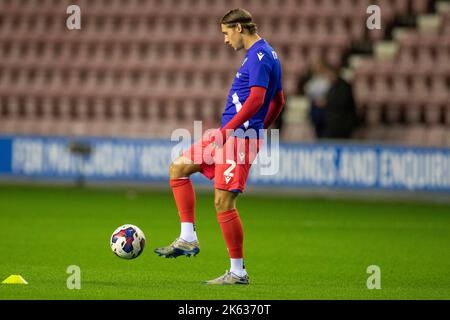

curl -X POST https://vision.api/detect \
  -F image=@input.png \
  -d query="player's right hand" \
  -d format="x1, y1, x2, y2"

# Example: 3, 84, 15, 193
206, 128, 224, 149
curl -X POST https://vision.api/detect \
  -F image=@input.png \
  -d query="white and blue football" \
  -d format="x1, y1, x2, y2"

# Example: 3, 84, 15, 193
110, 224, 146, 259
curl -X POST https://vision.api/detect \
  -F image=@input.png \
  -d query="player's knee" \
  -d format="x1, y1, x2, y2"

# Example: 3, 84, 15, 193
214, 197, 225, 212
214, 195, 235, 212
169, 163, 188, 179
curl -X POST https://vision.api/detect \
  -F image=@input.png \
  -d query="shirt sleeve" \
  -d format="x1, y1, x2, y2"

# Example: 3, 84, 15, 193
248, 52, 273, 89
219, 86, 267, 143
263, 90, 285, 129
277, 69, 283, 91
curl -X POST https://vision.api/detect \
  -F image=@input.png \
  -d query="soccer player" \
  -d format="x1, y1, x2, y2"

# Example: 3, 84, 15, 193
155, 8, 285, 285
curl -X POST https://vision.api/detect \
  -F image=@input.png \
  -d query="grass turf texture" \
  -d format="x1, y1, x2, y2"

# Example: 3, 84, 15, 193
0, 184, 449, 300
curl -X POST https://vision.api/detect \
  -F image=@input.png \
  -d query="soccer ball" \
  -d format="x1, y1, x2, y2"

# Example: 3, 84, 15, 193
110, 224, 146, 259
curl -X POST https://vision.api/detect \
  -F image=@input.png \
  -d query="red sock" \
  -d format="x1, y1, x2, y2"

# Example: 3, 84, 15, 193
217, 208, 244, 259
170, 178, 195, 223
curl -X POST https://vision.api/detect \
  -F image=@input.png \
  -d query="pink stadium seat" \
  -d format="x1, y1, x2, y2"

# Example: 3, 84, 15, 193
425, 125, 446, 147
412, 0, 430, 14
365, 102, 383, 125
403, 125, 427, 146
362, 125, 388, 143
424, 103, 442, 125
429, 76, 449, 105
404, 102, 422, 124
393, 0, 409, 14
386, 125, 410, 144
386, 103, 404, 124
391, 76, 409, 105
411, 77, 430, 104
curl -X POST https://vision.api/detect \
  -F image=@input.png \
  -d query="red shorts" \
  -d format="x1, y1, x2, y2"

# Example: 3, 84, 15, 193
183, 135, 262, 193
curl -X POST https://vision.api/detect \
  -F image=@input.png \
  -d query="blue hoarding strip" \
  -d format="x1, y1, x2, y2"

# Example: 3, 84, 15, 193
0, 135, 449, 192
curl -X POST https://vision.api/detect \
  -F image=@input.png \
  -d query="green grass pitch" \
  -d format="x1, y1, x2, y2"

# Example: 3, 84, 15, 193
0, 184, 449, 300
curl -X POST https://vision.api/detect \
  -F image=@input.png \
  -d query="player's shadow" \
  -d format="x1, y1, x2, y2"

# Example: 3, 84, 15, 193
81, 280, 138, 287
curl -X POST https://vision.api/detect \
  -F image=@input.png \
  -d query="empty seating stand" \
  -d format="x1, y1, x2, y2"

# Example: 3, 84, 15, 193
0, 0, 448, 146
353, 8, 450, 147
